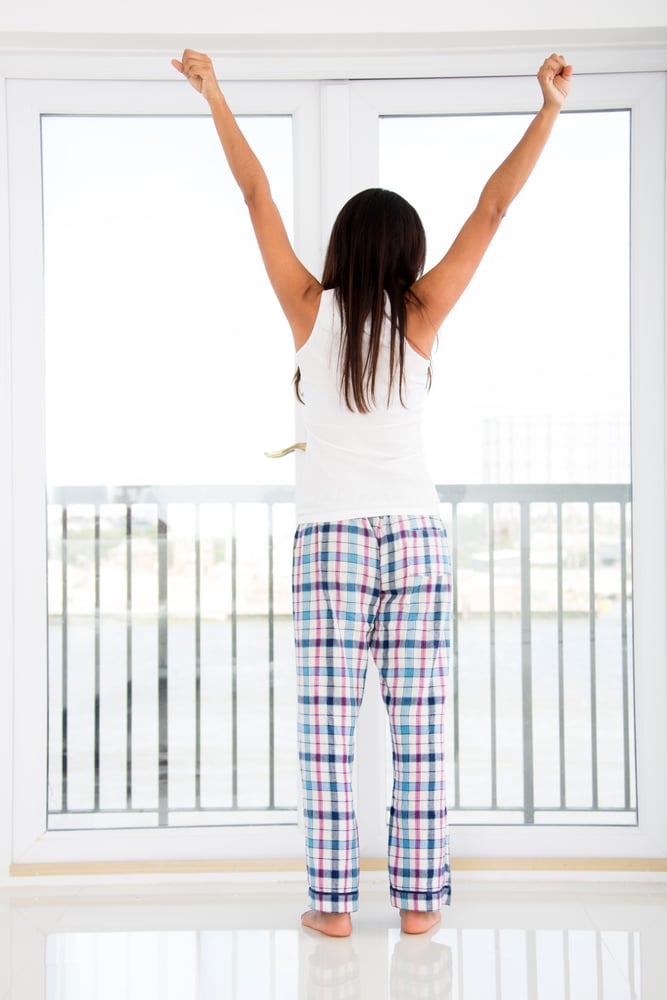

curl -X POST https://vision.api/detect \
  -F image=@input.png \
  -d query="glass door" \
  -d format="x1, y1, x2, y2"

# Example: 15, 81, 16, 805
42, 113, 298, 832
9, 77, 320, 864
347, 73, 666, 859
381, 107, 634, 827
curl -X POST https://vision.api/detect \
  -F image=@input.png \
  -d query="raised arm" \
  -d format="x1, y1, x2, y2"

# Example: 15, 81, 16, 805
172, 50, 321, 347
408, 54, 573, 354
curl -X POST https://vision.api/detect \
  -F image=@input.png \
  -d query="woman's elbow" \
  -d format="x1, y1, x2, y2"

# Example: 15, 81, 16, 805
241, 169, 270, 208
484, 189, 508, 219
477, 196, 507, 230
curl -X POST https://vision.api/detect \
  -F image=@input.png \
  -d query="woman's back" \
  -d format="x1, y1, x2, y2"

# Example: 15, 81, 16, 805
295, 288, 440, 524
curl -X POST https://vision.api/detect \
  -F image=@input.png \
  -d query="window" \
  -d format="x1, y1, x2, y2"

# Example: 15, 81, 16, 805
6, 69, 666, 866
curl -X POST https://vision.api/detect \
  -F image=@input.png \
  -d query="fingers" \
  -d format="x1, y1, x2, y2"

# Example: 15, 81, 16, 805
181, 49, 213, 76
536, 52, 572, 108
172, 49, 221, 99
547, 53, 567, 69
539, 53, 573, 79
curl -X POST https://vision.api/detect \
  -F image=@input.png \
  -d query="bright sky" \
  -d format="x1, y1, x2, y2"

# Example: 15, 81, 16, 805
380, 110, 630, 483
41, 107, 630, 487
42, 114, 296, 487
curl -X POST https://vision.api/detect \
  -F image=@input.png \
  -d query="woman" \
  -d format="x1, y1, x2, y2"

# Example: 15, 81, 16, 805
172, 49, 572, 937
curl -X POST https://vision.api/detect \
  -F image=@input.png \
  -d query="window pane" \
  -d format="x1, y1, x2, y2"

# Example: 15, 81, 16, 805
43, 115, 298, 830
381, 110, 630, 486
381, 111, 636, 825
42, 114, 296, 486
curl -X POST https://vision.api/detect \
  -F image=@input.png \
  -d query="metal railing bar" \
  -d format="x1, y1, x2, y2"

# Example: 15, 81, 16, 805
268, 504, 275, 811
520, 501, 535, 824
620, 500, 631, 810
488, 503, 497, 810
557, 502, 566, 809
527, 806, 635, 814
436, 484, 632, 504
48, 482, 632, 506
49, 484, 297, 505
94, 505, 101, 812
588, 502, 599, 811
50, 807, 161, 815
165, 805, 297, 813
231, 505, 238, 809
450, 804, 634, 813
157, 504, 169, 827
49, 804, 297, 815
125, 504, 133, 810
47, 800, 636, 816
61, 505, 69, 813
450, 502, 460, 810
195, 505, 202, 810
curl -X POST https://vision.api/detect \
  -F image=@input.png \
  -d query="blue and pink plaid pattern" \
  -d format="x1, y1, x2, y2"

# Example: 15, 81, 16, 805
292, 515, 452, 913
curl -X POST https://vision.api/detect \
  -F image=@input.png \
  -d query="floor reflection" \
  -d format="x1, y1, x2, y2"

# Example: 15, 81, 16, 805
389, 933, 452, 1000
2, 880, 664, 1000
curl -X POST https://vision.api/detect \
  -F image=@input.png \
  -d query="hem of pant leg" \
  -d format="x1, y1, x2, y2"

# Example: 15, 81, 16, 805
389, 886, 451, 912
308, 889, 359, 914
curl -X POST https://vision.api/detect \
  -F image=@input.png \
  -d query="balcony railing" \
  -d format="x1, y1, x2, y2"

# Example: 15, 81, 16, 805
46, 483, 635, 830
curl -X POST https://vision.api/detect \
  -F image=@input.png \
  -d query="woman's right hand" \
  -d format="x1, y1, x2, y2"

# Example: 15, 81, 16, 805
171, 49, 222, 103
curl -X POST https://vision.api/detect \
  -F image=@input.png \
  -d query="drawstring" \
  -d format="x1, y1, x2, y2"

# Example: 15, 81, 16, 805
264, 442, 306, 459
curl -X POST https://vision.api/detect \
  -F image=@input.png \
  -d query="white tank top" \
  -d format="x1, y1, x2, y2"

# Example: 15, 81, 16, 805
295, 288, 441, 524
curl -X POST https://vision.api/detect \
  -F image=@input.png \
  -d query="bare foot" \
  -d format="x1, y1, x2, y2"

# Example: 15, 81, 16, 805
301, 910, 353, 937
400, 909, 442, 935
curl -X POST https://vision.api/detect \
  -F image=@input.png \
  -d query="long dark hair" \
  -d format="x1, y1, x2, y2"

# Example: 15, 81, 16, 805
295, 188, 427, 413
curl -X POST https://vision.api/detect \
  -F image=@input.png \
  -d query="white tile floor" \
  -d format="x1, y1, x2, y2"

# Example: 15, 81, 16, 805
1, 875, 666, 999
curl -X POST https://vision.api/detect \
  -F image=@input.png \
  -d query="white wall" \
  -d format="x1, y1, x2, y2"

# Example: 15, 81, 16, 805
0, 0, 665, 40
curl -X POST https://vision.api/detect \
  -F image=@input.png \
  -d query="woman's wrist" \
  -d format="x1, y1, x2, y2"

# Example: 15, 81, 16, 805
205, 84, 225, 109
538, 101, 562, 121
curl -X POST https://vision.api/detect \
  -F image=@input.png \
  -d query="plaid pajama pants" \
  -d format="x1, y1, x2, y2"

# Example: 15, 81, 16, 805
292, 514, 452, 914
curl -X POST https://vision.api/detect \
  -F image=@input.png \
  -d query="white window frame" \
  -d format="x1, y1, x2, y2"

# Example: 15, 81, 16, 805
4, 60, 666, 868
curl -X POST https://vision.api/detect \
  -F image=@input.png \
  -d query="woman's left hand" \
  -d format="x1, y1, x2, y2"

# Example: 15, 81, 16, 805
537, 53, 573, 111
